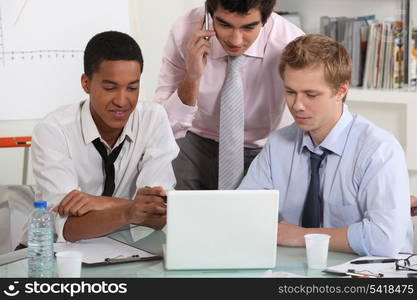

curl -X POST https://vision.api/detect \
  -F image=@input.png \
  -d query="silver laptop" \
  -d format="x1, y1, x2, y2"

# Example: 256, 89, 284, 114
164, 190, 279, 270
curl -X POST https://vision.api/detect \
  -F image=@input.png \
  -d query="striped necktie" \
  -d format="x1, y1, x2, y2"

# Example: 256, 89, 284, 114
218, 55, 245, 189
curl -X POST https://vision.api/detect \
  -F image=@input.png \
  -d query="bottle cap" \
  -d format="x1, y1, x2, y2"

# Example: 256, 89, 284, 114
34, 201, 47, 208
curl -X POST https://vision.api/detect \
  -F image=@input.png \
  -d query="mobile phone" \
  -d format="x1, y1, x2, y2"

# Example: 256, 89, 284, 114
203, 1, 210, 40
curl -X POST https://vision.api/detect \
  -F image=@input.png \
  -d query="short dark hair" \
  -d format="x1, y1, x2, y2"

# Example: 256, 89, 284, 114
207, 0, 276, 24
83, 31, 144, 79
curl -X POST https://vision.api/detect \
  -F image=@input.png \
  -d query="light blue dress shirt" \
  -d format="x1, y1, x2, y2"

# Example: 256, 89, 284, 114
239, 105, 413, 257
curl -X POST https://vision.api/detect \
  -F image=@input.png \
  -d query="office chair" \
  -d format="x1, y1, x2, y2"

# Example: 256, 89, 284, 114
0, 185, 35, 254
0, 137, 32, 184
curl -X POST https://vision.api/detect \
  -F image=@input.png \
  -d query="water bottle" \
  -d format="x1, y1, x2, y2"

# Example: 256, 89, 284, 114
27, 200, 54, 278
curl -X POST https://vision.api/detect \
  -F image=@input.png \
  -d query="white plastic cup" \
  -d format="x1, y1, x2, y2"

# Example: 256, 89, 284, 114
304, 234, 331, 269
56, 251, 82, 277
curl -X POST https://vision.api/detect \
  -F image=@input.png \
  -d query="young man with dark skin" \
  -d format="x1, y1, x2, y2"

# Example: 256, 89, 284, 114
22, 31, 178, 244
240, 34, 413, 257
155, 0, 303, 190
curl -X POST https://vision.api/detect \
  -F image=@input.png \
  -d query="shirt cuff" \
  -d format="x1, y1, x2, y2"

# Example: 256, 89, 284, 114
347, 222, 370, 256
164, 90, 198, 126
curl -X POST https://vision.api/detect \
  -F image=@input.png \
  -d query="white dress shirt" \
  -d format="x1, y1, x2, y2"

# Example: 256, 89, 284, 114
27, 99, 179, 242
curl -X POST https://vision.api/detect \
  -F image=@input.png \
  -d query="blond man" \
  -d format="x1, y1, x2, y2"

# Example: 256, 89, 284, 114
239, 34, 413, 257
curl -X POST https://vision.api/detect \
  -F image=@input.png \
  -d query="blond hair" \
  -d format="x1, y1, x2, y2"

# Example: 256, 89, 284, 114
279, 34, 352, 100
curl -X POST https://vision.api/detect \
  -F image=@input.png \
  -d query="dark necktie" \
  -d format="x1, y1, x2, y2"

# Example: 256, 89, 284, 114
92, 138, 125, 197
302, 151, 327, 228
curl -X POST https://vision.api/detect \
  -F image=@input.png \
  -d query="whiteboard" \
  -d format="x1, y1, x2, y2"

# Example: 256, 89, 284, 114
0, 0, 130, 120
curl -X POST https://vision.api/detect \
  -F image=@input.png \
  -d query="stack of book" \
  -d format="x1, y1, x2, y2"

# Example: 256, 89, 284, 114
320, 16, 373, 88
320, 16, 410, 89
363, 20, 405, 89
320, 0, 417, 92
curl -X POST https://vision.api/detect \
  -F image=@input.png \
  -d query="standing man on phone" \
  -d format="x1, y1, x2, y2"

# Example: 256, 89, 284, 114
155, 0, 303, 190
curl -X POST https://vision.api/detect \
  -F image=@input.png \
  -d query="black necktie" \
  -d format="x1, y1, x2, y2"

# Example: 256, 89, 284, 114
302, 151, 327, 228
92, 138, 125, 197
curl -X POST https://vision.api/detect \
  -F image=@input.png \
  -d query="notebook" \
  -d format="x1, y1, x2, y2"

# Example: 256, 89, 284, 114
164, 190, 279, 270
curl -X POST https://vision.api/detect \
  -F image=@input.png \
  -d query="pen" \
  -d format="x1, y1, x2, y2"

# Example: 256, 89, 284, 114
351, 258, 397, 264
346, 269, 384, 278
142, 186, 167, 203
146, 194, 167, 204
143, 191, 167, 203
105, 255, 141, 263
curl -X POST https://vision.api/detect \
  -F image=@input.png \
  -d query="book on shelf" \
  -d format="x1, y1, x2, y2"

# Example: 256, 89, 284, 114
392, 21, 405, 89
374, 22, 383, 89
321, 14, 414, 91
320, 15, 375, 88
383, 23, 394, 89
362, 21, 375, 89
410, 28, 417, 89
402, 0, 410, 84
409, 0, 417, 89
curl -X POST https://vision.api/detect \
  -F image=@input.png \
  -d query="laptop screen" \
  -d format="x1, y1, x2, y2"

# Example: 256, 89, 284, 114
164, 190, 279, 270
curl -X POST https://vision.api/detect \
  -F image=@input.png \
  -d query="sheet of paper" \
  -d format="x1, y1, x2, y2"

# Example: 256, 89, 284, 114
262, 270, 305, 278
54, 237, 156, 264
129, 227, 166, 256
326, 254, 413, 278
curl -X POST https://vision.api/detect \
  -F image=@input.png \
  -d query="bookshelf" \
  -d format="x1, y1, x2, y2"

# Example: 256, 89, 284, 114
277, 0, 400, 34
348, 87, 416, 104
278, 0, 417, 176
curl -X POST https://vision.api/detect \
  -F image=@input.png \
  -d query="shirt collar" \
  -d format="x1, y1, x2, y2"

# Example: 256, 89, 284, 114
81, 98, 135, 149
211, 24, 266, 59
300, 104, 354, 156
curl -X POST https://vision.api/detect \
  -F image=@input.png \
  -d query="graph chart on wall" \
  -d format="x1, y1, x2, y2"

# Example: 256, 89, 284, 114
0, 0, 129, 120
